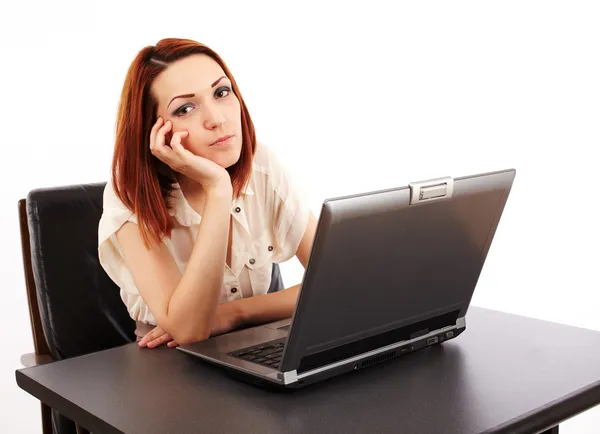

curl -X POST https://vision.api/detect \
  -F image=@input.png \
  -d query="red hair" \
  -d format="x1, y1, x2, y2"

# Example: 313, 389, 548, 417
111, 38, 256, 249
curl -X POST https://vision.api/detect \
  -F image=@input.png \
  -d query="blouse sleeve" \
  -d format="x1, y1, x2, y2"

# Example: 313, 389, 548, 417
265, 146, 311, 264
97, 180, 156, 324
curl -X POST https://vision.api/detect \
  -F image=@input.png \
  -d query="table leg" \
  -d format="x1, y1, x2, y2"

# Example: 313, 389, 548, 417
41, 403, 52, 434
75, 423, 90, 434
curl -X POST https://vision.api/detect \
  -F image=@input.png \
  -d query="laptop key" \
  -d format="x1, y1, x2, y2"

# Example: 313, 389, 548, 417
228, 339, 287, 364
260, 348, 282, 357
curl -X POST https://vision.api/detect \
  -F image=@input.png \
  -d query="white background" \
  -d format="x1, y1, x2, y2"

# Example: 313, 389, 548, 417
1, 1, 599, 432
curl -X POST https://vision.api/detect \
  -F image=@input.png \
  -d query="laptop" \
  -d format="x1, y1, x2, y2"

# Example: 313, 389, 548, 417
177, 168, 516, 388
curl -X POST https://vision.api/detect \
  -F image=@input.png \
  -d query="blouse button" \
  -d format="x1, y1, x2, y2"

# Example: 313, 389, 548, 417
234, 207, 241, 213
249, 258, 256, 265
231, 287, 238, 293
268, 246, 274, 251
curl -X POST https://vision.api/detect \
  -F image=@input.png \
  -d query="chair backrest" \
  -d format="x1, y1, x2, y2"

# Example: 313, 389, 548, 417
22, 182, 136, 360
19, 199, 51, 360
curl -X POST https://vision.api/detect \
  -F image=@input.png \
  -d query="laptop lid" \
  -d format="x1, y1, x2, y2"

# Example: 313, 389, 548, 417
279, 168, 516, 373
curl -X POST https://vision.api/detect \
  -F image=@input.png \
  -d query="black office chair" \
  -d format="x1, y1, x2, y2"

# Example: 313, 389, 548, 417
18, 182, 285, 434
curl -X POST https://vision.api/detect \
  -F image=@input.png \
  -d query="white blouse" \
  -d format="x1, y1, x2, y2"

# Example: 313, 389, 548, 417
98, 142, 310, 325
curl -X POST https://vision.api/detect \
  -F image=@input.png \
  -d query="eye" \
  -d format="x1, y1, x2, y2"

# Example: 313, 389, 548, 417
174, 104, 194, 117
215, 86, 231, 98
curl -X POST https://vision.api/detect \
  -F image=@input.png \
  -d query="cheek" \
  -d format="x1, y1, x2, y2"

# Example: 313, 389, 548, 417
228, 98, 242, 123
180, 129, 208, 156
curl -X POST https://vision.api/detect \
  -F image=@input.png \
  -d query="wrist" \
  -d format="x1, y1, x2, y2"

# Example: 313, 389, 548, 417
233, 300, 248, 328
222, 299, 247, 328
205, 183, 232, 202
205, 176, 232, 196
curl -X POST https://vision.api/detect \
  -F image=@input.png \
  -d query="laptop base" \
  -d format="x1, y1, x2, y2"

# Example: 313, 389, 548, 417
211, 325, 466, 390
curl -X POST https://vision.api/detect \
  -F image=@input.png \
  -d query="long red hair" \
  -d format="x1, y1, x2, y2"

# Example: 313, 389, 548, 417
111, 38, 256, 249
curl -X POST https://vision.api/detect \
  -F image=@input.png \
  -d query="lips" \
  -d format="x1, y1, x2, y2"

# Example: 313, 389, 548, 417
211, 135, 234, 146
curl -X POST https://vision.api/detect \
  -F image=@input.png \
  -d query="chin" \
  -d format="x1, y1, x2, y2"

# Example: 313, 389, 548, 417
212, 148, 242, 168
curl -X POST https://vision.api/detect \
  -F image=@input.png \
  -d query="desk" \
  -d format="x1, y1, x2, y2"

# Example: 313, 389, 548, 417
16, 307, 600, 434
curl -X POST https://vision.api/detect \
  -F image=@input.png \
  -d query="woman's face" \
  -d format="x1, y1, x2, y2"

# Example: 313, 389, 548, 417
151, 54, 243, 169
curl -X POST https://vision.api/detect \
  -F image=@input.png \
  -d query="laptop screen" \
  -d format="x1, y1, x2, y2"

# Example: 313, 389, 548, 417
282, 169, 515, 372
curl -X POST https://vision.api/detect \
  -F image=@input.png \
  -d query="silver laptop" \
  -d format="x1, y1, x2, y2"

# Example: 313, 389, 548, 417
178, 168, 516, 388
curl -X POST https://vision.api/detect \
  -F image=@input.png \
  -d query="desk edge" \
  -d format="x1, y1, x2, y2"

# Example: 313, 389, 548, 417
485, 379, 600, 434
16, 369, 126, 434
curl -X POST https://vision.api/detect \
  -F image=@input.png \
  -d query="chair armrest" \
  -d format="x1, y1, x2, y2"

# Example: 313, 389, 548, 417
20, 352, 54, 368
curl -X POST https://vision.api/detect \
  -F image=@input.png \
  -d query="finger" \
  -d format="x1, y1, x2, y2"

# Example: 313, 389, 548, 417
149, 117, 164, 153
167, 341, 179, 348
153, 120, 172, 155
138, 335, 153, 347
138, 326, 163, 347
138, 335, 152, 347
170, 131, 189, 154
154, 130, 180, 167
147, 333, 173, 348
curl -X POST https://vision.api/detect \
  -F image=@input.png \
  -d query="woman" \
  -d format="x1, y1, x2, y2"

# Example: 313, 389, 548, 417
98, 38, 317, 349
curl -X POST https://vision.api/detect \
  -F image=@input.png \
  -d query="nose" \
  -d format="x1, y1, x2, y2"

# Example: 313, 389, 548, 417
203, 102, 226, 130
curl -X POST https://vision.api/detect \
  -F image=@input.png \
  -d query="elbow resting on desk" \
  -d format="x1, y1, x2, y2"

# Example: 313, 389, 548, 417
154, 309, 214, 346
158, 322, 210, 346
156, 296, 246, 345
170, 327, 211, 346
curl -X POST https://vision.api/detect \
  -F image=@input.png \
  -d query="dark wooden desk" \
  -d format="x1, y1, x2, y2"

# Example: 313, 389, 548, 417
16, 307, 600, 434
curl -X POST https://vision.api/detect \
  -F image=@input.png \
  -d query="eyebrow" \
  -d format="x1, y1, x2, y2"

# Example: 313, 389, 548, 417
167, 76, 228, 109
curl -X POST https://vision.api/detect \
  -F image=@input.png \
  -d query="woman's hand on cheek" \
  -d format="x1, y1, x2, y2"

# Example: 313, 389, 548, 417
150, 117, 232, 191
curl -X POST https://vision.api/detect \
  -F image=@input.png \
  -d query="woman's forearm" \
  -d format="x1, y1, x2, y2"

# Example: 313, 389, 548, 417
166, 184, 232, 343
231, 284, 302, 327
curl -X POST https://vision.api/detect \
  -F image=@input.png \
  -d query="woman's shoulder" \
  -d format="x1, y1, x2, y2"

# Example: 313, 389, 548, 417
251, 140, 308, 209
101, 176, 131, 212
252, 140, 291, 180
252, 141, 272, 173
98, 176, 138, 240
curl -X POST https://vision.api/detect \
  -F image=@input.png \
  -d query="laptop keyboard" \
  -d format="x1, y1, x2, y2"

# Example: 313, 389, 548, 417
229, 339, 285, 369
